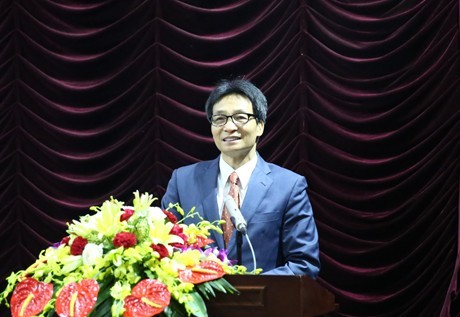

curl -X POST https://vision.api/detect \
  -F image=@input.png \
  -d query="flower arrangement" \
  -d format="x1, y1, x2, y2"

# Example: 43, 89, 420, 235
1, 191, 250, 317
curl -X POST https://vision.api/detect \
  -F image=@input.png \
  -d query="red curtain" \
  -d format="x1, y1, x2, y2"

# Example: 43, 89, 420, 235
0, 1, 459, 316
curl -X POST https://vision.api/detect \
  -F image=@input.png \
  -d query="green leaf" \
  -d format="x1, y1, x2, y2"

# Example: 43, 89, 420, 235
196, 282, 215, 300
214, 278, 238, 294
186, 291, 208, 317
45, 309, 57, 317
163, 299, 188, 317
199, 278, 238, 298
88, 277, 115, 317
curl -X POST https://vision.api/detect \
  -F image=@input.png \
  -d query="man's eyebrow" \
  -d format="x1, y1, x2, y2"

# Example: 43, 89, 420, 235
213, 110, 247, 115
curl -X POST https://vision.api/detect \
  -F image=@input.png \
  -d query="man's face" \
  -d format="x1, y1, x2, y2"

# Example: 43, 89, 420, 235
211, 94, 264, 163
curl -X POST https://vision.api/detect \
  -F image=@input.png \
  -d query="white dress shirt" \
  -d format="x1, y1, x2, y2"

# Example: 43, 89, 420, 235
217, 155, 258, 217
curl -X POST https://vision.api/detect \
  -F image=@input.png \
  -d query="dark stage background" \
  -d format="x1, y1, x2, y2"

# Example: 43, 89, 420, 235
0, 1, 459, 316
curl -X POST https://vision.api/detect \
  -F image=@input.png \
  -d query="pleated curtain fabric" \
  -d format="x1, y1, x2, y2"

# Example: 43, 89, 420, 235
222, 172, 240, 246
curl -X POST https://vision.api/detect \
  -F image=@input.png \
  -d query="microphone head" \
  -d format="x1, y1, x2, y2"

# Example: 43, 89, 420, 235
224, 196, 247, 234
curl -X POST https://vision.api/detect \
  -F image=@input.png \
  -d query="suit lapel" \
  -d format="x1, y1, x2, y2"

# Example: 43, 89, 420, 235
227, 155, 272, 254
241, 156, 272, 224
197, 157, 225, 249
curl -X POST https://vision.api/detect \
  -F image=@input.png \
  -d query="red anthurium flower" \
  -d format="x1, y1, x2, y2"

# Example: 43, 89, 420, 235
162, 210, 177, 224
194, 236, 214, 248
123, 279, 171, 317
113, 232, 137, 248
120, 208, 135, 222
150, 243, 169, 259
55, 279, 99, 317
178, 260, 225, 284
70, 236, 88, 256
10, 278, 53, 317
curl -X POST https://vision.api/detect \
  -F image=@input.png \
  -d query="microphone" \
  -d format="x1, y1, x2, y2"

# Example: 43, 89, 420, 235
224, 195, 247, 234
224, 195, 257, 274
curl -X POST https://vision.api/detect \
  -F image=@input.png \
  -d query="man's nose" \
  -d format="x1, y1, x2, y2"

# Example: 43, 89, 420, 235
223, 118, 238, 130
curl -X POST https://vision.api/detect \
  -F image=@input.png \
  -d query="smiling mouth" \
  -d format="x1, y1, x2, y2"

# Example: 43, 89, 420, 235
223, 136, 241, 142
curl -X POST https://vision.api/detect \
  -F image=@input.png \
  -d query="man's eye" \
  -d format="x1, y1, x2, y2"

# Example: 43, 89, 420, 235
213, 116, 226, 123
234, 114, 248, 122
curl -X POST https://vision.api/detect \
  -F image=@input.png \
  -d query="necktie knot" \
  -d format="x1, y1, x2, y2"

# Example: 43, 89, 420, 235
228, 172, 239, 200
229, 171, 238, 185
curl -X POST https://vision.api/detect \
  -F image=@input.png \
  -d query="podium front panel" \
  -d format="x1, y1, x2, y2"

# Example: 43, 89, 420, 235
206, 275, 336, 317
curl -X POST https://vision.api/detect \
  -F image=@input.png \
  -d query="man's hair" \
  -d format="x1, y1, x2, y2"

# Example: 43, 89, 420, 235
205, 79, 268, 123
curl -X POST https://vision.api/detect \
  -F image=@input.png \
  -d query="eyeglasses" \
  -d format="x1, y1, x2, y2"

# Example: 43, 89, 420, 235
209, 113, 256, 127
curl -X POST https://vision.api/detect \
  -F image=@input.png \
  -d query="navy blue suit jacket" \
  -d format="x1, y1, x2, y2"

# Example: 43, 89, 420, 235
161, 154, 320, 277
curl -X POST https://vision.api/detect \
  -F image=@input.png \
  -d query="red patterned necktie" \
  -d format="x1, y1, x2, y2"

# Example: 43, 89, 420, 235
222, 171, 240, 247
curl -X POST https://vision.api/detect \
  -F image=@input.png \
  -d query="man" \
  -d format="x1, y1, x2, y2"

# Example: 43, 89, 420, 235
161, 79, 320, 277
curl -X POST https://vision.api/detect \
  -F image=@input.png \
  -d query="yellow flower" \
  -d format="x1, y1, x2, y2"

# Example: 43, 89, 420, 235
132, 191, 159, 213
173, 249, 202, 267
69, 197, 127, 239
110, 280, 132, 301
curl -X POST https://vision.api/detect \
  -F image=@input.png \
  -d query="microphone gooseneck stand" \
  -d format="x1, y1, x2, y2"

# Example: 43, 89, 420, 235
225, 196, 257, 273
236, 230, 257, 274
236, 231, 243, 265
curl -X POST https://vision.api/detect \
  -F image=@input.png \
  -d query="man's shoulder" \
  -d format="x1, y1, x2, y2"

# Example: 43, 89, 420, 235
174, 158, 218, 174
261, 159, 303, 178
257, 159, 307, 188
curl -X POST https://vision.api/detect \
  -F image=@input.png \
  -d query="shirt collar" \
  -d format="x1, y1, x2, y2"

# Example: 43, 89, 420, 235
218, 154, 258, 190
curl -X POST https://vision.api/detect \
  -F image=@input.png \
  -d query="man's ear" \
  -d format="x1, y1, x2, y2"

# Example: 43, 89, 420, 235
257, 121, 265, 137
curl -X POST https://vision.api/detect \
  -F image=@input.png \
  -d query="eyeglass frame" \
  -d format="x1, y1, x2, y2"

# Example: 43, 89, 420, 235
208, 112, 258, 127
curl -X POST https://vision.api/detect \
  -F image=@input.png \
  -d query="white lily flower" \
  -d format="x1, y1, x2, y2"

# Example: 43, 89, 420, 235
82, 243, 103, 266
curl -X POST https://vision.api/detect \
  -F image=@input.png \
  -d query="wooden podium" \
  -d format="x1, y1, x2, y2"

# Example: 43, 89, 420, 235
206, 275, 336, 317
